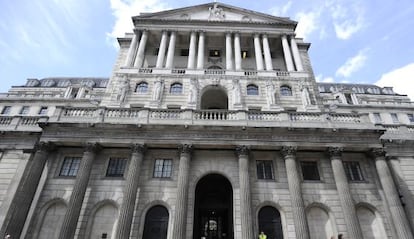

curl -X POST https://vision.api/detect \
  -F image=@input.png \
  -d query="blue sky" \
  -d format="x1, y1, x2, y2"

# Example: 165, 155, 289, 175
1, 0, 414, 100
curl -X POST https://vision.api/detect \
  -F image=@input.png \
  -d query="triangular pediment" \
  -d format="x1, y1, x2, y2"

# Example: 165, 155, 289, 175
135, 2, 296, 25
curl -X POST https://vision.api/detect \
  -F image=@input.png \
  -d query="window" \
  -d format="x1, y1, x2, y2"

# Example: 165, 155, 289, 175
153, 159, 172, 178
247, 84, 259, 95
373, 113, 382, 123
135, 82, 148, 93
280, 85, 292, 96
59, 157, 81, 176
408, 113, 414, 123
344, 93, 354, 104
241, 50, 249, 59
343, 161, 364, 181
180, 49, 189, 56
20, 106, 30, 115
38, 107, 48, 115
106, 158, 127, 177
1, 106, 11, 115
300, 161, 320, 181
209, 49, 221, 57
170, 83, 183, 94
391, 113, 399, 123
256, 160, 274, 180
70, 88, 79, 98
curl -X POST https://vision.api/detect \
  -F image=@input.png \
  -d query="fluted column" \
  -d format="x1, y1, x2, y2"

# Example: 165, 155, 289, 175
328, 147, 363, 239
281, 146, 310, 239
234, 33, 242, 70
133, 30, 148, 68
281, 35, 294, 71
225, 32, 233, 70
372, 148, 414, 239
124, 31, 139, 67
253, 34, 264, 71
236, 146, 254, 239
59, 143, 100, 239
172, 145, 192, 239
290, 37, 303, 71
115, 144, 145, 239
0, 142, 54, 238
165, 31, 176, 69
196, 31, 205, 69
187, 31, 197, 69
262, 34, 273, 71
156, 31, 168, 68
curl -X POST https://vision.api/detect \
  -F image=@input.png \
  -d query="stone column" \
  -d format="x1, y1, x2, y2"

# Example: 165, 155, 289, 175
234, 33, 242, 70
172, 145, 192, 239
225, 32, 233, 70
281, 35, 294, 71
133, 30, 148, 68
187, 31, 197, 69
253, 34, 264, 71
165, 31, 176, 69
196, 31, 205, 69
262, 34, 273, 71
281, 146, 310, 239
0, 142, 54, 238
155, 31, 168, 68
115, 144, 145, 239
328, 147, 363, 239
371, 149, 414, 239
124, 31, 139, 67
290, 37, 303, 71
236, 146, 254, 239
59, 143, 100, 239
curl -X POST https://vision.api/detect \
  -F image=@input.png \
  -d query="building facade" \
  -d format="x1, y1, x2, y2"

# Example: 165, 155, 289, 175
0, 2, 414, 239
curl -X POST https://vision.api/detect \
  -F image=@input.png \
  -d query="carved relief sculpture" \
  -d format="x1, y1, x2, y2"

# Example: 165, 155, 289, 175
232, 79, 241, 105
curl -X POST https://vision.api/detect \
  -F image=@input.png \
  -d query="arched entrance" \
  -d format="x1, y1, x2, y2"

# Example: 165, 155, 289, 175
143, 205, 169, 239
200, 87, 228, 110
193, 174, 233, 239
258, 206, 283, 239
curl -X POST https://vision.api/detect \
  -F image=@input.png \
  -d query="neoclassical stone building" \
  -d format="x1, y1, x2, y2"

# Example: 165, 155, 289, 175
0, 2, 413, 239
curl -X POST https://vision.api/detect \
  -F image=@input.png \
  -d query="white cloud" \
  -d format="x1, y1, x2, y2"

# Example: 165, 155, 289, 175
333, 17, 364, 40
295, 11, 320, 39
326, 1, 365, 40
316, 74, 335, 83
270, 1, 292, 17
376, 63, 414, 101
336, 49, 368, 78
107, 0, 170, 47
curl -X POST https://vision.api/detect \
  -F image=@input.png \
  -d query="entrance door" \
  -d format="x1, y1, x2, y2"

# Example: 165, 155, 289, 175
194, 174, 233, 239
142, 205, 169, 239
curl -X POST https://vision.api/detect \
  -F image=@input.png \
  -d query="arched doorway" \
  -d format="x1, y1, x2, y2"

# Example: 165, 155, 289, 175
193, 174, 233, 239
200, 87, 228, 110
258, 206, 283, 239
143, 205, 169, 239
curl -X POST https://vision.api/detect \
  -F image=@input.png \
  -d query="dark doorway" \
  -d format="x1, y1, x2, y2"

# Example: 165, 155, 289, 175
258, 206, 283, 239
193, 174, 233, 239
200, 87, 228, 110
143, 205, 169, 239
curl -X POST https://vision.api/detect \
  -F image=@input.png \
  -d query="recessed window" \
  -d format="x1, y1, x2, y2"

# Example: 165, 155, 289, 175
1, 106, 11, 115
391, 113, 399, 123
247, 84, 259, 95
180, 49, 189, 56
300, 161, 320, 181
256, 160, 274, 180
70, 88, 79, 98
373, 113, 382, 123
20, 106, 30, 115
38, 106, 48, 115
407, 113, 414, 123
135, 82, 148, 93
241, 50, 249, 59
106, 158, 127, 177
344, 93, 354, 104
343, 161, 364, 181
170, 83, 183, 94
153, 159, 172, 178
60, 157, 81, 177
280, 85, 292, 96
209, 49, 221, 57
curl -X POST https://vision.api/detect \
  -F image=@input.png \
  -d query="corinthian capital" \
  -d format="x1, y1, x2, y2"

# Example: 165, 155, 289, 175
281, 146, 297, 158
84, 142, 101, 153
236, 145, 250, 156
35, 141, 55, 152
328, 147, 343, 157
131, 144, 146, 154
179, 144, 193, 154
370, 148, 386, 158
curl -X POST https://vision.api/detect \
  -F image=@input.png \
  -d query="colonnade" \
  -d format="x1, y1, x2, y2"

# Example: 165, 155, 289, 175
124, 30, 303, 72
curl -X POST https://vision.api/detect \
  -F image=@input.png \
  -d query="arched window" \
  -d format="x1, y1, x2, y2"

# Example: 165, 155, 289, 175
306, 206, 335, 239
356, 206, 387, 239
247, 84, 259, 95
280, 85, 292, 96
170, 83, 183, 94
258, 206, 283, 239
143, 205, 169, 239
135, 82, 148, 93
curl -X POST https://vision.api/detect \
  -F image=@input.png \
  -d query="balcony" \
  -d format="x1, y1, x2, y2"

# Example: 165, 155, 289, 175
0, 116, 48, 132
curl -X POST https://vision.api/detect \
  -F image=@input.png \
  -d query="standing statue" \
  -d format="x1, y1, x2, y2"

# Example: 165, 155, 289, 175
117, 77, 130, 103
152, 79, 164, 101
188, 78, 198, 103
232, 79, 241, 105
265, 81, 276, 106
301, 85, 312, 107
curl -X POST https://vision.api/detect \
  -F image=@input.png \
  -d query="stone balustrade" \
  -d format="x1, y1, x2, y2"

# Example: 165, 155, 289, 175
0, 116, 47, 131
